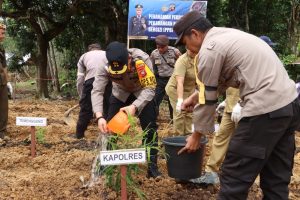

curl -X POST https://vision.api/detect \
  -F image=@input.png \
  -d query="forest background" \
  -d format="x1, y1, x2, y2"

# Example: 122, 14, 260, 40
0, 0, 299, 98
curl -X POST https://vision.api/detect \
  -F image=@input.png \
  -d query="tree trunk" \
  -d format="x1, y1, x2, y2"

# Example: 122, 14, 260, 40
39, 17, 60, 93
104, 26, 110, 45
47, 46, 54, 92
49, 41, 60, 92
36, 35, 49, 98
288, 0, 300, 56
79, 25, 86, 50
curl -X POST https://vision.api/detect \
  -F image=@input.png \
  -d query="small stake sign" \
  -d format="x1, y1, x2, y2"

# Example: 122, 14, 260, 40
16, 117, 47, 127
100, 148, 146, 165
16, 117, 47, 158
100, 148, 146, 200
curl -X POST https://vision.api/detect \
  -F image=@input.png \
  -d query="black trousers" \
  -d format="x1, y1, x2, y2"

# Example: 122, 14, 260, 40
107, 94, 159, 156
76, 78, 112, 138
154, 76, 173, 119
218, 98, 300, 200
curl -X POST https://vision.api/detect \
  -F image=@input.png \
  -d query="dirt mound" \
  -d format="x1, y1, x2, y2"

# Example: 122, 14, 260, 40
1, 99, 299, 199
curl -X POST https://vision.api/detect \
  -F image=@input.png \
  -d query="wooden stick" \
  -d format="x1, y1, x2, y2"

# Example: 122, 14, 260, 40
121, 165, 127, 200
31, 126, 36, 157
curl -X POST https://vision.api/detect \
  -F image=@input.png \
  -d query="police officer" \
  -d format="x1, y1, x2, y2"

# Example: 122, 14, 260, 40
129, 4, 147, 36
74, 43, 112, 139
195, 35, 279, 185
174, 11, 300, 199
150, 35, 181, 120
91, 41, 161, 178
0, 23, 7, 139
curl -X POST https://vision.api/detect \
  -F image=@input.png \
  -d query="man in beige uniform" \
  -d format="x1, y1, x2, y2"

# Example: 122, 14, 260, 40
91, 41, 161, 178
150, 35, 181, 119
165, 50, 196, 135
0, 23, 7, 139
196, 35, 278, 184
174, 11, 300, 199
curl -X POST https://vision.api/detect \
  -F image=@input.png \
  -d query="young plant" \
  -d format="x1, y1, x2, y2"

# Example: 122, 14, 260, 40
95, 113, 164, 199
36, 127, 46, 144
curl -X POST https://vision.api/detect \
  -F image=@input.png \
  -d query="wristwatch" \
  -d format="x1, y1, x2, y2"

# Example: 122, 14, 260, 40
95, 116, 105, 123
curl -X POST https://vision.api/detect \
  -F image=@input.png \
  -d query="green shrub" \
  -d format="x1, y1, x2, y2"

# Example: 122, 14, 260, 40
36, 127, 46, 144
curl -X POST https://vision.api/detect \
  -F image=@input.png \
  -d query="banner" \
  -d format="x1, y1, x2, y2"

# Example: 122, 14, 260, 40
128, 0, 207, 40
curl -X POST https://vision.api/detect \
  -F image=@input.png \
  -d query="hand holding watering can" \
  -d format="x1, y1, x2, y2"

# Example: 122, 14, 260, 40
98, 105, 136, 135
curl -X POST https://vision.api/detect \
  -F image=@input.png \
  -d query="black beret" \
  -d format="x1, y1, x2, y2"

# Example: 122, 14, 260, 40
155, 35, 169, 46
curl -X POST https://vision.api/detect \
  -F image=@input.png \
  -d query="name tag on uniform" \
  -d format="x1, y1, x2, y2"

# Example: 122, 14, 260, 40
166, 58, 174, 64
154, 59, 161, 65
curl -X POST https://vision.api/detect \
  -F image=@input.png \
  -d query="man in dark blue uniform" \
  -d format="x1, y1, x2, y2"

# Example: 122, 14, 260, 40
129, 4, 147, 36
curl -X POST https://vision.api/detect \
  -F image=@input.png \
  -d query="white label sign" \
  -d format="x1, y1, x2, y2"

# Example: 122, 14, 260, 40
100, 148, 146, 166
16, 117, 47, 127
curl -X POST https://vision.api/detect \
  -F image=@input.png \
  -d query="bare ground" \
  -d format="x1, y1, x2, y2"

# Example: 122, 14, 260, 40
0, 98, 299, 200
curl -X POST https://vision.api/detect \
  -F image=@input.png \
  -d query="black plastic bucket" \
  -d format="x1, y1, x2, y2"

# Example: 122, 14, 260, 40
162, 136, 208, 180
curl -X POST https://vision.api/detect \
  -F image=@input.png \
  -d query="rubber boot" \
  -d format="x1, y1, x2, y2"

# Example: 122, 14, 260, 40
147, 155, 162, 178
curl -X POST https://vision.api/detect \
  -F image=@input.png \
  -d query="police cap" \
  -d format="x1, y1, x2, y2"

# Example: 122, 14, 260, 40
259, 35, 276, 47
106, 41, 128, 72
135, 4, 143, 9
173, 11, 203, 45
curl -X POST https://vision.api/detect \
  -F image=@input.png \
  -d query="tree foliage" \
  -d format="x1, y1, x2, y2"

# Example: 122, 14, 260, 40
0, 0, 299, 97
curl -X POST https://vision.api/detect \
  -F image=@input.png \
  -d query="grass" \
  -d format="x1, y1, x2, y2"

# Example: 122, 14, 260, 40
15, 79, 36, 91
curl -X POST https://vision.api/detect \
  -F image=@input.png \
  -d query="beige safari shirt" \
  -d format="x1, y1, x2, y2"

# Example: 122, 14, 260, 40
91, 48, 155, 115
76, 50, 107, 96
150, 46, 181, 77
193, 27, 297, 133
165, 52, 196, 100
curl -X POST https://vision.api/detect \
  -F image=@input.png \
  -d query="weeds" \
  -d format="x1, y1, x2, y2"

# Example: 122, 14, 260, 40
36, 127, 46, 144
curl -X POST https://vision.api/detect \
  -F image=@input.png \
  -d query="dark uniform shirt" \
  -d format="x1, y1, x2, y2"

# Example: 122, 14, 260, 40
129, 16, 147, 36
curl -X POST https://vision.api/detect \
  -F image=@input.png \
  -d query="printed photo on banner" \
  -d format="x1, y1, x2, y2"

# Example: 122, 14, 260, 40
128, 0, 207, 40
